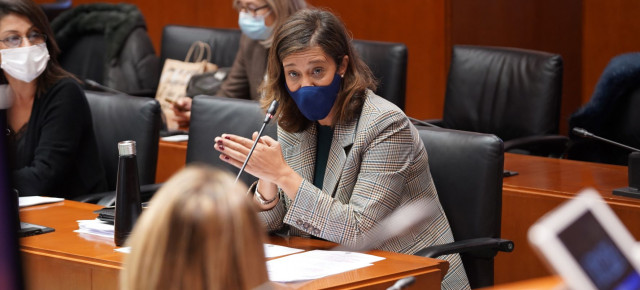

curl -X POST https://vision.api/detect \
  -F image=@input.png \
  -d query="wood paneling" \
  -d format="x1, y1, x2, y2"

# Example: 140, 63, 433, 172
34, 0, 640, 132
582, 1, 640, 104
449, 0, 583, 135
43, 0, 450, 120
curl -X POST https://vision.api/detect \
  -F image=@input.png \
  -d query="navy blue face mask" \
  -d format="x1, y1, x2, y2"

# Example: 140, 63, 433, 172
286, 73, 342, 121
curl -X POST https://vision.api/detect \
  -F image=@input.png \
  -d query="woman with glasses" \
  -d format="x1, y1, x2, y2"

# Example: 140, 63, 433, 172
0, 0, 107, 198
171, 0, 307, 127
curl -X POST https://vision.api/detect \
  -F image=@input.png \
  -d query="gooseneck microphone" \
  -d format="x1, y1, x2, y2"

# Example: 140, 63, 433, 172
572, 127, 640, 199
572, 127, 640, 152
234, 100, 279, 183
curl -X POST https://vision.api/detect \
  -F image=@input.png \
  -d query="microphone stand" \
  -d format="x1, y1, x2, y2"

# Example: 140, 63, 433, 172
572, 127, 640, 198
234, 100, 279, 184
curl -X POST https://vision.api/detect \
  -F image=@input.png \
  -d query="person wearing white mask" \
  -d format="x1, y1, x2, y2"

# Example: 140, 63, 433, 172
171, 0, 307, 127
0, 0, 107, 198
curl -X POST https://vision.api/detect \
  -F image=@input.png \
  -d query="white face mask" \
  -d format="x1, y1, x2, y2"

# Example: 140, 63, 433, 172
1, 43, 50, 83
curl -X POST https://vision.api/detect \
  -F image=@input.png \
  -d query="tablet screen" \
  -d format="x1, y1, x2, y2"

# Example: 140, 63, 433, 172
558, 210, 640, 290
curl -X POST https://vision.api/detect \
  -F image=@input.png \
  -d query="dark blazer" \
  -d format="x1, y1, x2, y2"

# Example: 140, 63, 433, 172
218, 34, 268, 101
9, 78, 107, 198
259, 91, 470, 289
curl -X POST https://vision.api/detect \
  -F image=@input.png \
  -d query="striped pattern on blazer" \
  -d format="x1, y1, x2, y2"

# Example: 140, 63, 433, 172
258, 91, 469, 289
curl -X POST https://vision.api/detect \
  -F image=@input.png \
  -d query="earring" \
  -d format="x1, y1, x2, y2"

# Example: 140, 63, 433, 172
340, 74, 344, 78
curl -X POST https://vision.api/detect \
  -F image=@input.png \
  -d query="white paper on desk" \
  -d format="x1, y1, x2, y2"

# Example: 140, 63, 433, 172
267, 250, 385, 282
161, 134, 189, 142
116, 247, 131, 253
75, 219, 114, 238
264, 243, 304, 258
19, 196, 64, 208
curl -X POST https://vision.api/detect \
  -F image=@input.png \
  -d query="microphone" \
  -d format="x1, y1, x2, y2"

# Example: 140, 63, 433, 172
572, 127, 640, 198
85, 79, 127, 95
572, 127, 640, 152
387, 276, 416, 290
407, 116, 440, 128
234, 100, 279, 183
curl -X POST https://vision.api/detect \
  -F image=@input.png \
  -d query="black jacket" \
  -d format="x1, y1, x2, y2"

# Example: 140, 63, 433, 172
9, 78, 107, 198
51, 3, 159, 95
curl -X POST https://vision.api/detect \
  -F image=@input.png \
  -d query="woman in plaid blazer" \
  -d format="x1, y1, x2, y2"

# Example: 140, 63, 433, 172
214, 9, 469, 289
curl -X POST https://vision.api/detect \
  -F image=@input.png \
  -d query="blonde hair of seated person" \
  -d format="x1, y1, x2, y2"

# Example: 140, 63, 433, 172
120, 165, 269, 290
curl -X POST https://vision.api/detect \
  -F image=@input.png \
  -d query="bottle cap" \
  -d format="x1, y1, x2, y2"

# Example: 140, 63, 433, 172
118, 140, 136, 156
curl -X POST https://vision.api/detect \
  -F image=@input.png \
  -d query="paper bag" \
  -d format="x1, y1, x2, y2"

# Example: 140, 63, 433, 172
155, 41, 218, 130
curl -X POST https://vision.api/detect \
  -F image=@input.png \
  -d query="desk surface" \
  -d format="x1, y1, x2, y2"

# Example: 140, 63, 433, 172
496, 153, 637, 284
20, 200, 447, 290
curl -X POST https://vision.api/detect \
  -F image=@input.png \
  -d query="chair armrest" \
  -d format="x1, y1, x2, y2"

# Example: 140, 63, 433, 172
72, 183, 164, 207
503, 135, 570, 158
423, 119, 444, 127
414, 237, 514, 259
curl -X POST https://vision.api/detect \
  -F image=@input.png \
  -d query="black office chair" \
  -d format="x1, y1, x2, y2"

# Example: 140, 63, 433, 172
352, 39, 407, 111
413, 126, 513, 289
568, 52, 640, 166
160, 25, 242, 70
186, 95, 277, 187
50, 3, 160, 96
429, 45, 568, 157
74, 91, 162, 205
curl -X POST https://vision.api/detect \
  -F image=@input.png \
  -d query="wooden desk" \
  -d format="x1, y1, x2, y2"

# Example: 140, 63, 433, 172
496, 153, 637, 284
157, 141, 640, 285
155, 140, 187, 183
481, 276, 563, 290
20, 200, 447, 290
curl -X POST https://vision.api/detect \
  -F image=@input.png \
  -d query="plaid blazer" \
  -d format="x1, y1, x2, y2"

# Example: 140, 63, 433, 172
259, 91, 469, 289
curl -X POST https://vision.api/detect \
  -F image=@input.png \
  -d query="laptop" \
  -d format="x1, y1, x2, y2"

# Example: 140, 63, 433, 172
528, 188, 640, 290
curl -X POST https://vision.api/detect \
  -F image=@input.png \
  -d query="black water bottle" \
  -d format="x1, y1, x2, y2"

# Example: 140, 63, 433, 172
114, 140, 142, 246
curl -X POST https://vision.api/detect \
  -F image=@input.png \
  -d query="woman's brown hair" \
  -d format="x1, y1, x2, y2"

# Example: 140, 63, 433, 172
260, 9, 377, 132
0, 0, 75, 96
120, 165, 269, 290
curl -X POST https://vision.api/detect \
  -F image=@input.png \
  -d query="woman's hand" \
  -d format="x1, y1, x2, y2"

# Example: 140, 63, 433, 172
171, 97, 192, 127
213, 132, 302, 200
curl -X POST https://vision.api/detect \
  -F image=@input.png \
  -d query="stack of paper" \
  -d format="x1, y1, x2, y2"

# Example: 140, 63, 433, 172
267, 250, 385, 282
264, 244, 304, 258
75, 219, 114, 238
19, 196, 64, 208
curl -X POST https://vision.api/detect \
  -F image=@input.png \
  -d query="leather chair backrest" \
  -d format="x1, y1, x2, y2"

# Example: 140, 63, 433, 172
352, 39, 407, 111
443, 45, 563, 141
187, 96, 277, 187
417, 125, 504, 288
85, 91, 162, 189
51, 4, 159, 95
160, 25, 242, 69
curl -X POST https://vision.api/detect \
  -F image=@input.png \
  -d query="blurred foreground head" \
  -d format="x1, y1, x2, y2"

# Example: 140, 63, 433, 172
120, 165, 269, 290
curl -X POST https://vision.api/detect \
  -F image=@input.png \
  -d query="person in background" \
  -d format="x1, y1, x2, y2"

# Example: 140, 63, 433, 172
0, 0, 107, 198
171, 0, 307, 127
213, 9, 470, 289
120, 165, 270, 290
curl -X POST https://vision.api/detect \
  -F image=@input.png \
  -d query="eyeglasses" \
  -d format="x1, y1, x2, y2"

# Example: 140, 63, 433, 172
0, 32, 47, 48
237, 4, 270, 17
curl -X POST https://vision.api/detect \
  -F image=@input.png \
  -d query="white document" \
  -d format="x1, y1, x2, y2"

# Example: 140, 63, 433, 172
161, 134, 189, 142
267, 250, 385, 282
115, 247, 131, 253
75, 219, 114, 238
264, 243, 304, 258
19, 196, 64, 208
